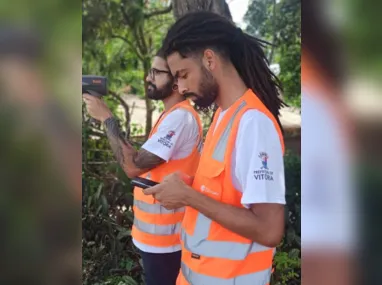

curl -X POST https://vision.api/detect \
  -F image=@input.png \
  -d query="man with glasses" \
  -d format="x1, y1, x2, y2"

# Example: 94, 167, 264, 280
83, 47, 203, 285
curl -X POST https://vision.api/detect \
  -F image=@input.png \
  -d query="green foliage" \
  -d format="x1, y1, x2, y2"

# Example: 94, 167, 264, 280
272, 151, 301, 285
245, 0, 301, 107
82, 0, 174, 95
94, 275, 139, 285
344, 0, 382, 76
273, 251, 300, 284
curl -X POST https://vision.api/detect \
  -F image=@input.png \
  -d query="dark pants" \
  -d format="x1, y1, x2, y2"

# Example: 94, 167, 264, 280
139, 250, 181, 285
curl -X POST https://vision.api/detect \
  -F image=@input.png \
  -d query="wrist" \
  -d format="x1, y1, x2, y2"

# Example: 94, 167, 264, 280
103, 116, 117, 126
184, 185, 197, 207
101, 113, 113, 123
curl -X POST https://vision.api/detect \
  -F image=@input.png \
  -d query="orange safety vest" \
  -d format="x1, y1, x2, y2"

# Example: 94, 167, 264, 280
132, 100, 203, 248
177, 89, 284, 285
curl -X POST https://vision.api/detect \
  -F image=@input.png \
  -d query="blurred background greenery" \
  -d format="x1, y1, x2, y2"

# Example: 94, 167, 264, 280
82, 0, 301, 284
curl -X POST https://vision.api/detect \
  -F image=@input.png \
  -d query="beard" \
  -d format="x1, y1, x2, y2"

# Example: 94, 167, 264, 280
146, 80, 173, 100
183, 66, 219, 114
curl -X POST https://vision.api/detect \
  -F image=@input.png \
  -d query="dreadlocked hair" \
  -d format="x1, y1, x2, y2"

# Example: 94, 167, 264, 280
162, 11, 286, 132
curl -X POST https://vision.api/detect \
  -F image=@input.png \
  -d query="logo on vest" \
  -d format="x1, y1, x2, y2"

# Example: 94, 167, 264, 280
200, 185, 219, 196
158, 130, 175, 148
254, 152, 274, 181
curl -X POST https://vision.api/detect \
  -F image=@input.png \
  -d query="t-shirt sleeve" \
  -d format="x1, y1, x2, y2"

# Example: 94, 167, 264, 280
232, 110, 286, 207
141, 109, 198, 162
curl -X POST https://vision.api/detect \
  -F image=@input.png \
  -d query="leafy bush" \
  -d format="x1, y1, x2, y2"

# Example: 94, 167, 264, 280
82, 113, 144, 285
82, 161, 144, 285
272, 151, 301, 285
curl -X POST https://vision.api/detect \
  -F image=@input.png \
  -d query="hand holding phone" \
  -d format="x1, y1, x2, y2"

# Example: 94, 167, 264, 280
131, 177, 158, 189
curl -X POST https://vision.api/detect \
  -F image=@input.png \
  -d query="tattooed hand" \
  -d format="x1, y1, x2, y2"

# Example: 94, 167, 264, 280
103, 117, 135, 166
103, 117, 165, 177
83, 94, 113, 122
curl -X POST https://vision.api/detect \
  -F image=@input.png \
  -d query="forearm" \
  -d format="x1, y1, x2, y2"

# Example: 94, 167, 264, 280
103, 117, 164, 178
186, 189, 282, 247
103, 117, 143, 177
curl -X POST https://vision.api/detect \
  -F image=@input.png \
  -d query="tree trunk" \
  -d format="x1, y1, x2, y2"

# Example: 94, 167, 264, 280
268, 0, 277, 63
143, 58, 153, 139
172, 0, 232, 20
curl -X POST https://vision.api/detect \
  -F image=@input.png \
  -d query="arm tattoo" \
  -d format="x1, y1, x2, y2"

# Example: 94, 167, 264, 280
103, 117, 133, 166
104, 117, 165, 171
133, 148, 165, 169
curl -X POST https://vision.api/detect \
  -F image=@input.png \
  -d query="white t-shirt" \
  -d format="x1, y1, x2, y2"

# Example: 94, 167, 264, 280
141, 109, 200, 161
133, 108, 200, 253
215, 109, 286, 207
301, 89, 356, 251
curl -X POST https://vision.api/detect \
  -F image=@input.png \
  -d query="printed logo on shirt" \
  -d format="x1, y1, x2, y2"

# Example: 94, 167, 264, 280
157, 130, 175, 148
254, 152, 274, 181
259, 152, 269, 169
165, 130, 176, 140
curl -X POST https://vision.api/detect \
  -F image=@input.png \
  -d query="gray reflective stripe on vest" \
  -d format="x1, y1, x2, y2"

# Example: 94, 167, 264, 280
181, 214, 273, 260
134, 199, 185, 214
197, 139, 203, 153
181, 262, 272, 285
134, 217, 181, 235
212, 101, 247, 162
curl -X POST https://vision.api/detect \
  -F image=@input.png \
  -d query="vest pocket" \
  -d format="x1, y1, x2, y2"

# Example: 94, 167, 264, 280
196, 162, 225, 201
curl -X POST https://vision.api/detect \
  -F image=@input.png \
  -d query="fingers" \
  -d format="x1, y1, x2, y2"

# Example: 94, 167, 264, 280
83, 94, 101, 103
83, 94, 103, 111
171, 171, 193, 186
82, 95, 94, 106
82, 94, 93, 101
142, 184, 161, 196
162, 204, 174, 210
178, 172, 193, 186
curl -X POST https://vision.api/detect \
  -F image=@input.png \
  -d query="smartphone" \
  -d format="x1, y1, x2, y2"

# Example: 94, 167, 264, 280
131, 177, 158, 189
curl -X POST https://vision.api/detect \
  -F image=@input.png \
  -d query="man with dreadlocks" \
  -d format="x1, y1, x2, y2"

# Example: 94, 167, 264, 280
143, 11, 286, 285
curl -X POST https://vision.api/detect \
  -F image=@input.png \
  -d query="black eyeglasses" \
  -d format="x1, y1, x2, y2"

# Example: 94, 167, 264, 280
148, 68, 171, 80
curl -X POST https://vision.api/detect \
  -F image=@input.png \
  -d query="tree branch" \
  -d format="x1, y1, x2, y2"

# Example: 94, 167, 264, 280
119, 0, 146, 57
268, 0, 277, 63
132, 27, 146, 56
144, 19, 172, 38
223, 1, 233, 21
144, 3, 172, 19
109, 90, 131, 139
138, 26, 148, 55
111, 34, 144, 61
120, 3, 132, 27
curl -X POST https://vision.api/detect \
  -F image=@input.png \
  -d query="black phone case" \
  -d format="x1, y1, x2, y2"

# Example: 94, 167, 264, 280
131, 177, 158, 189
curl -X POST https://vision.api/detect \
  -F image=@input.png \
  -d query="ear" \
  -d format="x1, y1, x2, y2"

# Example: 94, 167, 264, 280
202, 49, 217, 71
172, 84, 178, 91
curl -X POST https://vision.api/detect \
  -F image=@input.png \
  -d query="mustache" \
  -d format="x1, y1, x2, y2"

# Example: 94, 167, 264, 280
183, 92, 199, 99
147, 82, 156, 90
